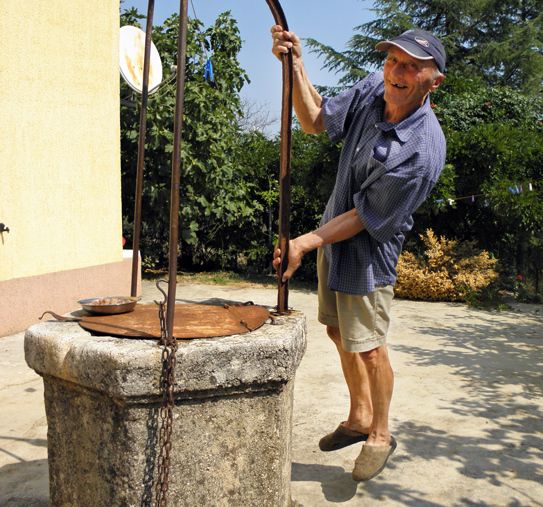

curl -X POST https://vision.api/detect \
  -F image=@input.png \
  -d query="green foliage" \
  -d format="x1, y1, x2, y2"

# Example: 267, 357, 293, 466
233, 127, 342, 279
288, 129, 342, 278
305, 0, 543, 297
413, 77, 543, 296
120, 10, 253, 270
119, 5, 543, 301
433, 73, 543, 130
119, 8, 344, 278
307, 0, 543, 95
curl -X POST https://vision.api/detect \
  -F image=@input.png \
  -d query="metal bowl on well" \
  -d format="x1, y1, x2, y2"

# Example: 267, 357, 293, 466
78, 296, 140, 315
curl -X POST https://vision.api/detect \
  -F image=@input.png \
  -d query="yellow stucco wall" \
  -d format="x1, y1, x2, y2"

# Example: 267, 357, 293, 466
0, 0, 122, 282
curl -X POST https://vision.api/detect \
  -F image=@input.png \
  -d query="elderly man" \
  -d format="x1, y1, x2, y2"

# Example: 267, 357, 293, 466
272, 28, 446, 480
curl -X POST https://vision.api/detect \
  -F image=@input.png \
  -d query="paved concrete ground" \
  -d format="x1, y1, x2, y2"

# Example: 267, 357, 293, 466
1, 280, 542, 506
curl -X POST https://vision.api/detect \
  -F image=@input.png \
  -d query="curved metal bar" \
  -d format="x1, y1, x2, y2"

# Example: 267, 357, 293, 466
131, 0, 156, 297
265, 0, 293, 314
145, 0, 292, 320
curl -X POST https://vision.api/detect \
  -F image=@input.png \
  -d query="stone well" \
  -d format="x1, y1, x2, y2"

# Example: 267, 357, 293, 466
25, 310, 306, 506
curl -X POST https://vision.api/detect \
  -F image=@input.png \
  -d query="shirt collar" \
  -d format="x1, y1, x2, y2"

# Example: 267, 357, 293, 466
375, 94, 432, 143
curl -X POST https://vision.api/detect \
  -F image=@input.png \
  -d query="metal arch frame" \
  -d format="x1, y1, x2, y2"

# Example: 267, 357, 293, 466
130, 0, 293, 339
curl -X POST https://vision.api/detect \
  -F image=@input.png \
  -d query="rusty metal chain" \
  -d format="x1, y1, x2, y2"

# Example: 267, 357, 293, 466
154, 291, 178, 507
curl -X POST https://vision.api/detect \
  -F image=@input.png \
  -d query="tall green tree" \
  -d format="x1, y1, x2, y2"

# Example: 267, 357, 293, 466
307, 0, 543, 94
120, 9, 255, 270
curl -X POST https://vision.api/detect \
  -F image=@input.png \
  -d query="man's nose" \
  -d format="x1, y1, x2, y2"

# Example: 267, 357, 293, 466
391, 62, 406, 75
394, 63, 413, 81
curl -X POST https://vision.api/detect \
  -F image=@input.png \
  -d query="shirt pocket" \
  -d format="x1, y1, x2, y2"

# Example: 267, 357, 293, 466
355, 156, 387, 191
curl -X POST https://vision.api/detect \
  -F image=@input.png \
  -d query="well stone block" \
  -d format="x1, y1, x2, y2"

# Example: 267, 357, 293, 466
25, 310, 306, 506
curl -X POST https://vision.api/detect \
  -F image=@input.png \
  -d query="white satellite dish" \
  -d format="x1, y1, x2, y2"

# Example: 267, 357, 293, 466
119, 25, 163, 94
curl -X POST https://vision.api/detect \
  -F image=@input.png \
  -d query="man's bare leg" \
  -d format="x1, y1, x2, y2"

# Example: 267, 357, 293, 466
326, 326, 373, 433
360, 345, 394, 446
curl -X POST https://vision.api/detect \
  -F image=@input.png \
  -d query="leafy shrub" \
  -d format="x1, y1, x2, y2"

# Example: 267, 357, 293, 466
396, 229, 498, 302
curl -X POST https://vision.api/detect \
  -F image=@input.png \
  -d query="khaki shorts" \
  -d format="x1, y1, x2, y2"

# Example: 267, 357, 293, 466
317, 248, 394, 353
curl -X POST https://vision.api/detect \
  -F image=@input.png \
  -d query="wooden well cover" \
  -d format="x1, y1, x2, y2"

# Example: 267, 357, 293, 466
78, 303, 270, 339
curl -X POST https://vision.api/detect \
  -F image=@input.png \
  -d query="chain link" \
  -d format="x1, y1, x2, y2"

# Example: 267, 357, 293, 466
154, 297, 178, 506
151, 298, 266, 504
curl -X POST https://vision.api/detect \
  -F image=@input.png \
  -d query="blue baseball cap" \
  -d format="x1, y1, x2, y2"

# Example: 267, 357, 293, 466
376, 29, 446, 73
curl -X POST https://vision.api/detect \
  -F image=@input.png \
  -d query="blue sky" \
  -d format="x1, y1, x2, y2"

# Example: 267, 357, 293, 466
121, 1, 375, 130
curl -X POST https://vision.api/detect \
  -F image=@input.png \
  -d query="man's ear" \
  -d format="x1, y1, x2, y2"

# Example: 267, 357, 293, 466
430, 74, 445, 92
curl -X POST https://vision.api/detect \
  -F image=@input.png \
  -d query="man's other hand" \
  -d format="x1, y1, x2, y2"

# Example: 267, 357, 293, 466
273, 239, 304, 282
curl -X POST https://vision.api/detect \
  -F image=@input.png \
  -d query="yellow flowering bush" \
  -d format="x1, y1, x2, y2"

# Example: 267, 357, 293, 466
396, 229, 498, 302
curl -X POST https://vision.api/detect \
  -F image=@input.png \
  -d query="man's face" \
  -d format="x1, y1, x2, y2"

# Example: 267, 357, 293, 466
382, 47, 444, 120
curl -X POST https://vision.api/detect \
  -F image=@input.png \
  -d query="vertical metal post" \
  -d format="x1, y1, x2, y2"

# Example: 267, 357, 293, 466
276, 49, 293, 314
166, 0, 189, 336
265, 0, 293, 314
130, 0, 155, 297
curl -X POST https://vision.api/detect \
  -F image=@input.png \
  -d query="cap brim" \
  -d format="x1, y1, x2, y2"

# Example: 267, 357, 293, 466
375, 40, 434, 61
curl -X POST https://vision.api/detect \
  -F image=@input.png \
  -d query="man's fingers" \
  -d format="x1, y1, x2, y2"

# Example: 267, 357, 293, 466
271, 25, 290, 41
272, 247, 282, 271
281, 269, 292, 283
284, 30, 300, 45
282, 263, 298, 283
272, 239, 302, 282
272, 39, 292, 56
271, 25, 299, 59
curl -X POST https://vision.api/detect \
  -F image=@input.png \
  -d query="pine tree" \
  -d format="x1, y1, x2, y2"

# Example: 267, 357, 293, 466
307, 0, 543, 94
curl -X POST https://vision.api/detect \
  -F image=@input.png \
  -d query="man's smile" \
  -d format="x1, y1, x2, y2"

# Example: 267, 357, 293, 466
388, 80, 408, 89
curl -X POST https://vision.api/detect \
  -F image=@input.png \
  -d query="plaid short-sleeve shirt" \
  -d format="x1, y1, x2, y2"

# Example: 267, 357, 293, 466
321, 71, 446, 295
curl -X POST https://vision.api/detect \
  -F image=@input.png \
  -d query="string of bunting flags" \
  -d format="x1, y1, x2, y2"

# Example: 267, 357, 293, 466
435, 182, 535, 206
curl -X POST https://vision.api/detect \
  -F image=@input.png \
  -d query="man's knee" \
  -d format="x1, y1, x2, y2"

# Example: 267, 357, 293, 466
360, 345, 388, 369
326, 325, 342, 345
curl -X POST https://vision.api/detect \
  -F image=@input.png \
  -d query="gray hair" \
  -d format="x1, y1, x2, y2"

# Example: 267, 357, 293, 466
432, 62, 444, 79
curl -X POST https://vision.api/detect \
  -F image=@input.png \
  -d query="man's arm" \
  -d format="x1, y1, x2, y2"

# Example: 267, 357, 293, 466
271, 25, 324, 134
273, 209, 364, 282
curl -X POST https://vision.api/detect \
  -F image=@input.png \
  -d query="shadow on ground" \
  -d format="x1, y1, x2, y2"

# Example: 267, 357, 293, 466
292, 460, 446, 506
0, 459, 49, 507
292, 462, 357, 502
0, 435, 47, 464
292, 306, 542, 506
393, 309, 543, 504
